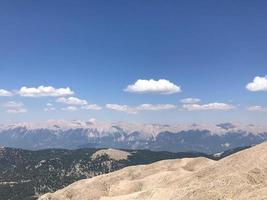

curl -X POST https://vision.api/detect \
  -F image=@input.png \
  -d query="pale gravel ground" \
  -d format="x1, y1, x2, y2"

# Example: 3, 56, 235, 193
39, 142, 267, 200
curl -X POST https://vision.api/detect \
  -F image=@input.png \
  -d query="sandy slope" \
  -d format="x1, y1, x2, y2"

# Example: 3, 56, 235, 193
39, 142, 267, 200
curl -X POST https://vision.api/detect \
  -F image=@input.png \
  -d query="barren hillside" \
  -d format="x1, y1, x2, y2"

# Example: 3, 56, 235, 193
39, 142, 267, 200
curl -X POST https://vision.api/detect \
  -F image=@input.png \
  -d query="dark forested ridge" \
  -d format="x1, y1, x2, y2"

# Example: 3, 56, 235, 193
0, 145, 251, 200
0, 146, 212, 200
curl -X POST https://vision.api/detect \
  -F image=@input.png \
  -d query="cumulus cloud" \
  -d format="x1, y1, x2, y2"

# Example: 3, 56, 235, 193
180, 98, 201, 104
3, 101, 28, 114
0, 89, 13, 97
18, 86, 74, 97
106, 104, 137, 114
136, 104, 177, 111
82, 104, 102, 110
183, 103, 235, 111
6, 108, 27, 114
106, 103, 177, 114
246, 76, 267, 91
56, 97, 87, 105
56, 97, 103, 111
247, 106, 267, 112
3, 101, 24, 108
124, 79, 181, 94
61, 106, 77, 112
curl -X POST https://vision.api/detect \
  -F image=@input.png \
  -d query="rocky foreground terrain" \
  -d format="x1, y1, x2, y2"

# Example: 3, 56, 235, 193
39, 142, 267, 200
0, 147, 211, 200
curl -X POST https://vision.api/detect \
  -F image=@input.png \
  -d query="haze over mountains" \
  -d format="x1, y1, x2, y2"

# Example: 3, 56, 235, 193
1, 120, 267, 154
39, 142, 267, 200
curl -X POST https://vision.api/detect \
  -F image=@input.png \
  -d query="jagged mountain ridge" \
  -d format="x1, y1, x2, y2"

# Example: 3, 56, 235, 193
0, 120, 267, 153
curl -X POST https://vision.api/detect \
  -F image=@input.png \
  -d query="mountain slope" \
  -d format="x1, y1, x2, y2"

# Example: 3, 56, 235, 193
0, 147, 208, 200
39, 142, 267, 200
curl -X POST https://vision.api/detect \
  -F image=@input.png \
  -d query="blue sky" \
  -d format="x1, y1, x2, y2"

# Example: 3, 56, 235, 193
0, 0, 266, 124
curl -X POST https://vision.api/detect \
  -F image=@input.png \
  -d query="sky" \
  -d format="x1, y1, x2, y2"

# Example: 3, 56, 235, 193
0, 0, 266, 124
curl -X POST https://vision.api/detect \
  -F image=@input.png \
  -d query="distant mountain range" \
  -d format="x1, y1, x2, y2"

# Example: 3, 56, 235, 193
0, 120, 266, 153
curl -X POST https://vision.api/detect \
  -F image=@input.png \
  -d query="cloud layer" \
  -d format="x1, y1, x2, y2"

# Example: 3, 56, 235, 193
19, 86, 74, 97
247, 106, 267, 112
56, 96, 102, 111
0, 79, 265, 117
0, 89, 13, 97
56, 97, 87, 105
106, 103, 177, 114
180, 98, 201, 104
136, 104, 176, 111
61, 106, 77, 112
183, 103, 235, 111
246, 76, 267, 92
3, 101, 28, 114
106, 104, 137, 114
81, 104, 102, 110
125, 79, 181, 94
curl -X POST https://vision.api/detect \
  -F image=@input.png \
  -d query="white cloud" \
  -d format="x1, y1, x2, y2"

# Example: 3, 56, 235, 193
18, 86, 74, 97
106, 103, 177, 114
3, 101, 24, 108
106, 104, 137, 114
3, 101, 28, 114
0, 89, 13, 97
136, 104, 177, 111
247, 106, 267, 112
180, 98, 201, 104
82, 104, 102, 110
61, 106, 77, 112
124, 79, 181, 94
246, 76, 267, 91
56, 97, 87, 105
183, 103, 235, 111
6, 108, 27, 114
